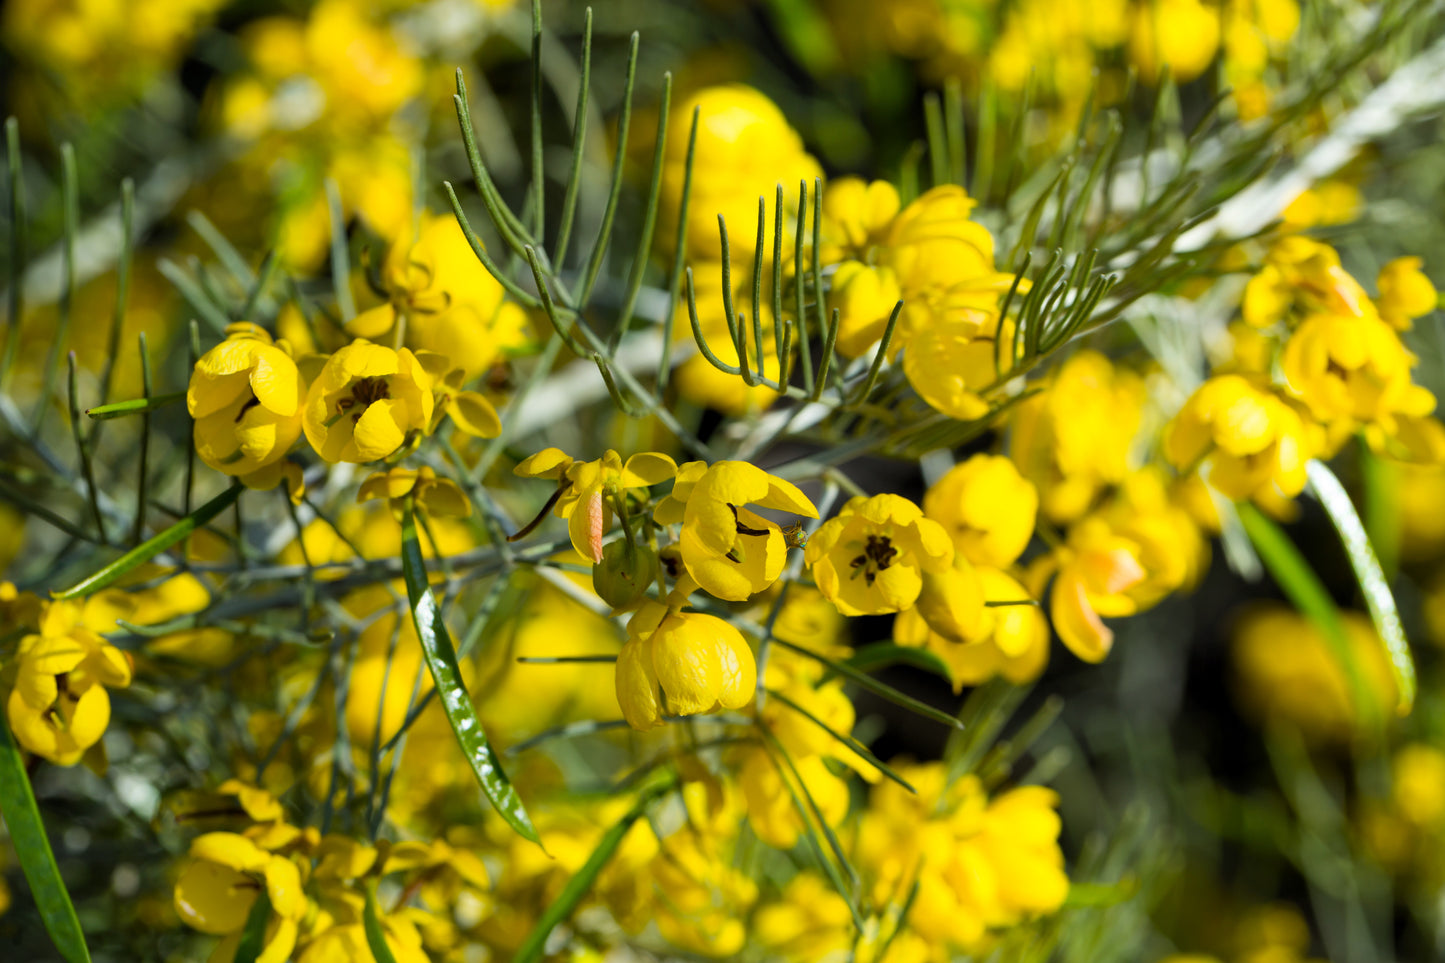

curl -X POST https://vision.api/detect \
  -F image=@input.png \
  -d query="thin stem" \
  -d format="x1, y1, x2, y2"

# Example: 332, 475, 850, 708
68, 353, 107, 544
552, 7, 593, 266
133, 332, 152, 545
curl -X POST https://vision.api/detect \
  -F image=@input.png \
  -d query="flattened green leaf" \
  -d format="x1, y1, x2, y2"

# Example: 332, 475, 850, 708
231, 889, 273, 963
54, 483, 242, 599
363, 887, 399, 963
1307, 459, 1416, 715
1238, 501, 1380, 727
86, 390, 184, 420
0, 719, 91, 963
399, 505, 539, 842
514, 777, 675, 963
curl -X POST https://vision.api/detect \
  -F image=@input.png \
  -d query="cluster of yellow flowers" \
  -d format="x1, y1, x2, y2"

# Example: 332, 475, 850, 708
5, 1, 1444, 958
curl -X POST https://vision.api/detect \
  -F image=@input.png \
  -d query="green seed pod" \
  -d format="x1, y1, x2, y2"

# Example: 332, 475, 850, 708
592, 539, 660, 609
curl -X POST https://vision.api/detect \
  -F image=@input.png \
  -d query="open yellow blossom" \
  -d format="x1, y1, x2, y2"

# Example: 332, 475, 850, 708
1377, 256, 1438, 330
923, 454, 1038, 568
302, 340, 434, 463
897, 567, 1049, 690
1241, 237, 1372, 328
188, 322, 305, 482
515, 448, 676, 562
806, 494, 973, 635
173, 832, 307, 963
357, 465, 470, 519
7, 600, 133, 766
1280, 312, 1435, 444
656, 460, 817, 601
348, 211, 532, 379
412, 350, 503, 439
615, 601, 756, 730
1164, 375, 1320, 501
881, 185, 995, 293
902, 306, 1003, 421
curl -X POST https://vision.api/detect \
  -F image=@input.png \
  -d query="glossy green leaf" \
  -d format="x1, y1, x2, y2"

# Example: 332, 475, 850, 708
515, 778, 674, 962
0, 718, 91, 963
363, 887, 399, 963
54, 483, 242, 599
86, 390, 184, 420
399, 504, 539, 842
1307, 460, 1416, 715
231, 889, 273, 963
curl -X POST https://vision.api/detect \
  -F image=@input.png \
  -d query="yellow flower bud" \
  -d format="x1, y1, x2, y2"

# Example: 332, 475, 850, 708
614, 602, 756, 730
1129, 0, 1221, 83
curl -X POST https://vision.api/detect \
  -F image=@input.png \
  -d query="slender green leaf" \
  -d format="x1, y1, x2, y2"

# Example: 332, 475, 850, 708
399, 505, 539, 842
1237, 501, 1379, 726
54, 483, 242, 599
766, 687, 916, 794
772, 638, 963, 730
363, 887, 400, 963
844, 642, 952, 680
1306, 459, 1416, 714
86, 390, 185, 420
0, 718, 92, 963
231, 889, 273, 963
515, 778, 674, 962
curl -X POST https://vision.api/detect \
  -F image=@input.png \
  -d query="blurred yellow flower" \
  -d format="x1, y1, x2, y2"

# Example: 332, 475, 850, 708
923, 453, 1039, 568
1377, 256, 1438, 330
357, 465, 471, 519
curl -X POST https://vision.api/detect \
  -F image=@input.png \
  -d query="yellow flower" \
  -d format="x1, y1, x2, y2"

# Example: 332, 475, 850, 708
348, 211, 532, 379
1009, 350, 1145, 522
1240, 237, 1372, 328
357, 465, 471, 519
1280, 313, 1435, 447
901, 305, 1006, 422
1129, 0, 1221, 83
614, 601, 756, 730
1045, 517, 1151, 664
302, 340, 434, 463
412, 350, 503, 439
6, 600, 133, 766
656, 460, 817, 602
923, 453, 1038, 568
1392, 744, 1445, 829
649, 829, 758, 957
829, 261, 903, 359
1164, 375, 1320, 501
1377, 256, 1438, 330
820, 177, 900, 263
1231, 603, 1396, 743
515, 448, 676, 562
754, 873, 855, 962
856, 766, 1068, 954
659, 85, 821, 264
896, 567, 1050, 691
173, 832, 307, 963
881, 185, 995, 294
805, 495, 979, 642
737, 746, 850, 849
187, 322, 305, 481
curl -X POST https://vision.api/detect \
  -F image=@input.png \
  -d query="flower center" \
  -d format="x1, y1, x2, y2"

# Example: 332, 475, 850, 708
336, 376, 391, 423
849, 534, 897, 587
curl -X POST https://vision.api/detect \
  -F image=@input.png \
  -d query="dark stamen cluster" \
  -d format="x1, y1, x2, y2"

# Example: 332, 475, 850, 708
849, 534, 897, 587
